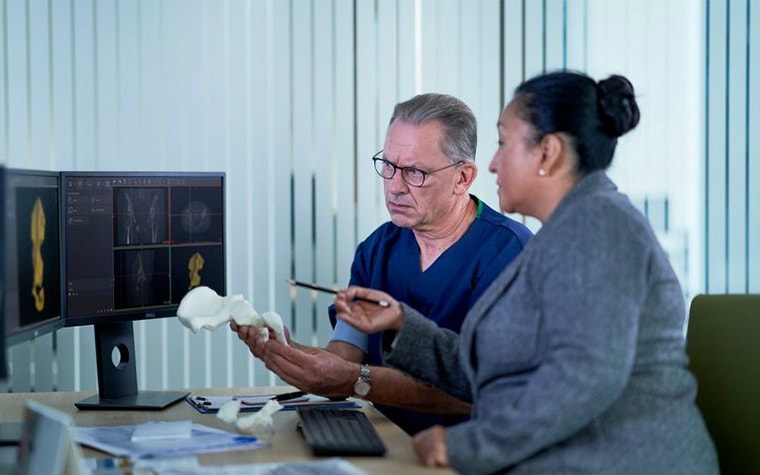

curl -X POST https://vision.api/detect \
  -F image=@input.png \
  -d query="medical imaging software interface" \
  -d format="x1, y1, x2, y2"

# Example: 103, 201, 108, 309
4, 171, 62, 343
63, 174, 224, 322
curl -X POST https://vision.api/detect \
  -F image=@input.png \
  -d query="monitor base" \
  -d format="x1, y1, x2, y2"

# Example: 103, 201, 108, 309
75, 390, 189, 410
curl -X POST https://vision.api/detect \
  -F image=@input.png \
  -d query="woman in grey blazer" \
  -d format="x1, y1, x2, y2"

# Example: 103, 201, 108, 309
335, 71, 718, 474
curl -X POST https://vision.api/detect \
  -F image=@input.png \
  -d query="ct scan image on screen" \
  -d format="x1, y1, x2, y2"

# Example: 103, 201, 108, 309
4, 169, 62, 346
113, 187, 168, 247
15, 185, 61, 327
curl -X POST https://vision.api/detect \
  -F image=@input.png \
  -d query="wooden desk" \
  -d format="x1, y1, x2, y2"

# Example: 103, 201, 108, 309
0, 388, 453, 474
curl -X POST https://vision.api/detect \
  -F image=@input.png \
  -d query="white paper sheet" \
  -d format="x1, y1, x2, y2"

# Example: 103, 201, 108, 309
130, 420, 193, 442
73, 423, 267, 460
157, 457, 369, 475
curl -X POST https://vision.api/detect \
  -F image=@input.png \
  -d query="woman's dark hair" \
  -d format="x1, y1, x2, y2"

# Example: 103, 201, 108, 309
512, 71, 640, 173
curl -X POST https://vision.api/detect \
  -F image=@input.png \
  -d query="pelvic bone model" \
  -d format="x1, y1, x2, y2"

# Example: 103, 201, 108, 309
176, 286, 287, 345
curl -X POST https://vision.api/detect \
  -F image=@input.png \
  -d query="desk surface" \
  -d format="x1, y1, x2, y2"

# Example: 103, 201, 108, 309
0, 388, 453, 474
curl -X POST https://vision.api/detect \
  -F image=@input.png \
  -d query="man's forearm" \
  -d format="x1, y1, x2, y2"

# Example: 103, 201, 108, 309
364, 365, 471, 415
325, 340, 470, 414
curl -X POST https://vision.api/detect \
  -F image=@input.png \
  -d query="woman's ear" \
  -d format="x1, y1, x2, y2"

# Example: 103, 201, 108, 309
539, 133, 566, 176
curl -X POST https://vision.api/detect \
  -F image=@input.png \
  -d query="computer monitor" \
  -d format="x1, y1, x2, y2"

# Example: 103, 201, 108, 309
60, 171, 226, 409
1, 167, 63, 444
3, 168, 63, 346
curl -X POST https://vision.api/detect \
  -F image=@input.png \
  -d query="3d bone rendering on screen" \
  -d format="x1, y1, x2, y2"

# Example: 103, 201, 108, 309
176, 286, 288, 345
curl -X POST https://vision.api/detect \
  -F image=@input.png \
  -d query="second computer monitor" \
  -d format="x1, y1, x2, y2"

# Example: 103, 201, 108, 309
3, 168, 63, 347
60, 171, 225, 409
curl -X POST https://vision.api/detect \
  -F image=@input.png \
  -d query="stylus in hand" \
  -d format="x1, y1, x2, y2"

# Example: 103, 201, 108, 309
288, 279, 391, 308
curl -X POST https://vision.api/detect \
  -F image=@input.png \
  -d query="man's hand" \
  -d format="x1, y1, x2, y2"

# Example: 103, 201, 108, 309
256, 340, 357, 399
412, 425, 450, 468
231, 322, 357, 398
230, 321, 291, 358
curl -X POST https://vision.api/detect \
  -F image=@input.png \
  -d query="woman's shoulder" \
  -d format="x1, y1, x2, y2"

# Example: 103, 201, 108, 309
539, 187, 659, 265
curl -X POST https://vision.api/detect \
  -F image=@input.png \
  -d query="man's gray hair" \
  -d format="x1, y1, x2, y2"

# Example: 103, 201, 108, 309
389, 93, 477, 164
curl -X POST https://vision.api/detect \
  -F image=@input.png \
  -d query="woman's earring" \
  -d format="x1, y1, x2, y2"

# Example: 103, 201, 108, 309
538, 169, 546, 177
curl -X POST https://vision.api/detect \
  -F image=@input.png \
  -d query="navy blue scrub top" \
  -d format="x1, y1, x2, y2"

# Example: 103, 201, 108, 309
330, 196, 532, 434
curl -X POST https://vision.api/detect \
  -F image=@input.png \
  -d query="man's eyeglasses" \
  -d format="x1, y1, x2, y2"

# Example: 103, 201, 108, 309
372, 150, 464, 187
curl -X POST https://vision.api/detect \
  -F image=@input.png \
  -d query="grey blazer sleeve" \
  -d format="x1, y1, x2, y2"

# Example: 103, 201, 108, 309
381, 303, 472, 402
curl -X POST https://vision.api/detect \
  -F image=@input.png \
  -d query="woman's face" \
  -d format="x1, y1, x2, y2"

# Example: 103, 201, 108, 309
488, 102, 543, 215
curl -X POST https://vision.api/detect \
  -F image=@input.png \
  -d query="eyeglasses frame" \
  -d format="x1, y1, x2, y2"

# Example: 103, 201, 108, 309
371, 150, 465, 187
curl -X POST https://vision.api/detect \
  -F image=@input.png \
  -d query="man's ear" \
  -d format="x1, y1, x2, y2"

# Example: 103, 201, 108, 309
454, 161, 478, 195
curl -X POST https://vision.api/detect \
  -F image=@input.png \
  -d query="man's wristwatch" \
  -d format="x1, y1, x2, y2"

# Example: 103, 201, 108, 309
352, 364, 372, 398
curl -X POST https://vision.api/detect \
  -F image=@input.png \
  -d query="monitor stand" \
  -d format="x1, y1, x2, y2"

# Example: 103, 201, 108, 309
75, 322, 188, 410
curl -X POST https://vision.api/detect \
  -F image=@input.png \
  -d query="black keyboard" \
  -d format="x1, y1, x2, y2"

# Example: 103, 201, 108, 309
296, 407, 387, 456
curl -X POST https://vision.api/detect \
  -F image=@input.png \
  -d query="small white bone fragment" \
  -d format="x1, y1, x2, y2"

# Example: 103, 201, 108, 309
177, 286, 288, 344
236, 399, 283, 435
216, 399, 242, 424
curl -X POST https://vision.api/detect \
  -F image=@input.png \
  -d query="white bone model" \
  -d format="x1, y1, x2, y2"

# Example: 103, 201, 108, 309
215, 398, 284, 436
176, 286, 288, 345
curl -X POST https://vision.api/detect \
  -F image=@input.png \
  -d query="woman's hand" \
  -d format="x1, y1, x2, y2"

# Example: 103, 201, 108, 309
334, 286, 404, 333
412, 425, 449, 468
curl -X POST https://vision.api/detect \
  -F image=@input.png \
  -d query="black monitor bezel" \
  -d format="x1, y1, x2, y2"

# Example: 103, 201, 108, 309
60, 170, 226, 328
3, 167, 64, 347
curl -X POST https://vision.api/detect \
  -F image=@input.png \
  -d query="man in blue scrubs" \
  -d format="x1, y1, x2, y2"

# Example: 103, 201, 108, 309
233, 93, 532, 434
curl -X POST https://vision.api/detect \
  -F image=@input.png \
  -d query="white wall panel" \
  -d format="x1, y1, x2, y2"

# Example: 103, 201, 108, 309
468, 0, 501, 212
313, 1, 337, 345
6, 0, 28, 167
726, 0, 748, 293
333, 0, 357, 295
750, 0, 760, 293
564, 0, 586, 71
706, 0, 728, 293
291, 0, 315, 352
544, 0, 565, 71
28, 0, 51, 170
355, 0, 384, 242
242, 0, 273, 389
267, 0, 294, 388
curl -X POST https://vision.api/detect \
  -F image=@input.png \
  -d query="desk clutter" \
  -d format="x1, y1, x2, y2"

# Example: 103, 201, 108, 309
13, 399, 382, 475
86, 456, 370, 475
2, 389, 432, 475
187, 393, 359, 414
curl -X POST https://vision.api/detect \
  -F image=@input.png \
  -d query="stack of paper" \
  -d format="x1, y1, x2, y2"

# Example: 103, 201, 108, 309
73, 421, 267, 460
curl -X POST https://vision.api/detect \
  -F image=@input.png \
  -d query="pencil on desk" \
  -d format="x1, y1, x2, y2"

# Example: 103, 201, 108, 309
288, 279, 391, 308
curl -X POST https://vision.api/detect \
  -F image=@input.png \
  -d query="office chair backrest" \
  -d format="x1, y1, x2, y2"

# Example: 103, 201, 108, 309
686, 294, 760, 475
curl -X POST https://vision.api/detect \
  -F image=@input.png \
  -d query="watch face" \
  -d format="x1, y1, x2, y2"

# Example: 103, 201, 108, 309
353, 380, 371, 397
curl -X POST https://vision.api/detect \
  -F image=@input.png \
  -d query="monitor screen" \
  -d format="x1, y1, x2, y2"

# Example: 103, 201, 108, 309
60, 171, 226, 409
61, 172, 226, 326
3, 168, 63, 347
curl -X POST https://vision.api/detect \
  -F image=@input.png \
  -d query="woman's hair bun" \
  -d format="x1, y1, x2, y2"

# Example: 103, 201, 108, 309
597, 75, 640, 137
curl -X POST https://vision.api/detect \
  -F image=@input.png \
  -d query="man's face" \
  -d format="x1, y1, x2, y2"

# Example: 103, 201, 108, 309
381, 120, 462, 232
